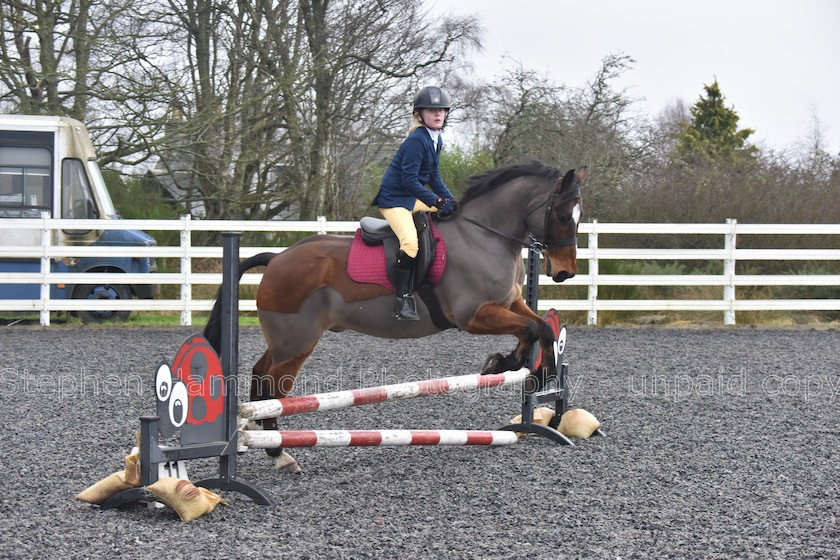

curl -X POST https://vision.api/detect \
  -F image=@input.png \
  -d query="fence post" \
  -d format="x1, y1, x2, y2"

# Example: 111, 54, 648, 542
180, 214, 192, 326
317, 215, 327, 234
724, 218, 737, 325
39, 212, 51, 327
587, 220, 598, 325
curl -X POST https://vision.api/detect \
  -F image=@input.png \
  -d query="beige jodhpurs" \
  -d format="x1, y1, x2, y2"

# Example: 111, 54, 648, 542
379, 200, 437, 258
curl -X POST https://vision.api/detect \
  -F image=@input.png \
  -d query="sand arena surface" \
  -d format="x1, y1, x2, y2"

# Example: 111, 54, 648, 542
0, 325, 838, 559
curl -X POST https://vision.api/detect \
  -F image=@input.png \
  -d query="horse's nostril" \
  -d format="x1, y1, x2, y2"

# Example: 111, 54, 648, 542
554, 271, 573, 282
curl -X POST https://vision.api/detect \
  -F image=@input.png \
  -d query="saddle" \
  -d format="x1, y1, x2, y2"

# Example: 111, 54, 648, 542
358, 212, 437, 289
348, 213, 454, 330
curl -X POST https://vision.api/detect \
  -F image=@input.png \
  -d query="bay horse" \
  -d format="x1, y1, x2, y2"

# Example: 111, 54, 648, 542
204, 160, 587, 471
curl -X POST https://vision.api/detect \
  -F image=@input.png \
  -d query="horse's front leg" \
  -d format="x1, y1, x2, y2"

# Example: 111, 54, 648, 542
466, 298, 557, 385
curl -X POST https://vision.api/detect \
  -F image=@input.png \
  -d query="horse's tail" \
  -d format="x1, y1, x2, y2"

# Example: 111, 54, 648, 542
203, 252, 276, 354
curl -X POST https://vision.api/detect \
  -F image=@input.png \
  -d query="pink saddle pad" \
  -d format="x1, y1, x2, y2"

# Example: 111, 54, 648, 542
347, 221, 447, 292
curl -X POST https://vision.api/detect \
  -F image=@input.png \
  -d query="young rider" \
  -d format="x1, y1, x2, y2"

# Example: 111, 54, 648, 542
373, 86, 458, 321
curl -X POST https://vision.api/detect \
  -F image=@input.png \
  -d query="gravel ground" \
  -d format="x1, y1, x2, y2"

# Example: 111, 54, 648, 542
0, 324, 838, 559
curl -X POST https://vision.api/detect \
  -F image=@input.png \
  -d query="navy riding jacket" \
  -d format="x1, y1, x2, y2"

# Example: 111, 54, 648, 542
373, 127, 452, 209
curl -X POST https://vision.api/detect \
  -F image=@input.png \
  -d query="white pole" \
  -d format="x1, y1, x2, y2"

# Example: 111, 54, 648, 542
180, 214, 192, 326
241, 429, 520, 448
239, 368, 531, 421
39, 212, 51, 326
724, 218, 737, 325
587, 220, 598, 325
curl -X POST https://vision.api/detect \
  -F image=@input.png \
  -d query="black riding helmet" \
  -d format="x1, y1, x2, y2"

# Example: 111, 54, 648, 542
413, 86, 451, 128
413, 86, 451, 111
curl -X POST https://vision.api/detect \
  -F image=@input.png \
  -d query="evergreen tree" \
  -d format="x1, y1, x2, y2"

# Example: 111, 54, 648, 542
674, 80, 757, 164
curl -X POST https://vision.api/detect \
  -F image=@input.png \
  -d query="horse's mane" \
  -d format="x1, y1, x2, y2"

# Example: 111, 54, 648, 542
459, 160, 562, 207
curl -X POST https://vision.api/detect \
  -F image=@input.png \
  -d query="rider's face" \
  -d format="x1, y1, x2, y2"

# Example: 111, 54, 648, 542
420, 108, 447, 130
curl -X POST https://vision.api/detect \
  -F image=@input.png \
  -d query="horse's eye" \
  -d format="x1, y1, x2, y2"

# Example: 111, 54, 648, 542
556, 211, 574, 223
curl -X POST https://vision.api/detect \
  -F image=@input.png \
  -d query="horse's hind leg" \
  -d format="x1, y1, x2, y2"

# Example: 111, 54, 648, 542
249, 348, 317, 473
251, 300, 333, 472
249, 349, 273, 405
250, 308, 323, 472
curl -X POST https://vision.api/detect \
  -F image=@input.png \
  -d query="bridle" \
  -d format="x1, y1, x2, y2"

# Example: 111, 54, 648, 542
537, 184, 581, 250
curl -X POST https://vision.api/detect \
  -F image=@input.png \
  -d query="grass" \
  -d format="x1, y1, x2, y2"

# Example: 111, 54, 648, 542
0, 311, 262, 328
3, 307, 837, 329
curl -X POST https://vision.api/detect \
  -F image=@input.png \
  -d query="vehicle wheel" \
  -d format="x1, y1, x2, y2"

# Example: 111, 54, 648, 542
72, 284, 132, 323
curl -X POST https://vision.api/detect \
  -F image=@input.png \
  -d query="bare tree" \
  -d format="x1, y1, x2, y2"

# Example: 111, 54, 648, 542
1, 0, 480, 221
0, 1, 178, 166
247, 0, 481, 219
148, 0, 480, 221
468, 54, 655, 220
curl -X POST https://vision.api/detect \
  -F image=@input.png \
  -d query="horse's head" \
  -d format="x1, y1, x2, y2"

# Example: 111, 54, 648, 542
457, 160, 586, 282
538, 167, 587, 282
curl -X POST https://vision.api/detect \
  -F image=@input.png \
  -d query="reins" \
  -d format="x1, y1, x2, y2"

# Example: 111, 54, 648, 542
451, 212, 542, 251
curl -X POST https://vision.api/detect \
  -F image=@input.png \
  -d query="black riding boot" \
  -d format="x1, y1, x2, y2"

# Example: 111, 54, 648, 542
393, 250, 420, 321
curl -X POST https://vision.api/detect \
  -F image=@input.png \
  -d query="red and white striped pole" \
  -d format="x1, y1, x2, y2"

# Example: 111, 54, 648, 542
241, 429, 520, 448
238, 367, 530, 421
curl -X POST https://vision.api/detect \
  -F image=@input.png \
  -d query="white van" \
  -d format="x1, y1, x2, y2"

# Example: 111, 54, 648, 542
0, 115, 156, 322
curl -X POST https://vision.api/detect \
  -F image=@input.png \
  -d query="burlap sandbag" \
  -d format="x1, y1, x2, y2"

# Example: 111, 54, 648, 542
75, 452, 141, 504
75, 472, 135, 504
146, 478, 225, 522
508, 406, 556, 436
123, 453, 141, 486
558, 408, 601, 439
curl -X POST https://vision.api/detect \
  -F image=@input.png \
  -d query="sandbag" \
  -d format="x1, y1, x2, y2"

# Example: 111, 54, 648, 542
146, 478, 224, 521
75, 452, 141, 504
123, 452, 141, 486
558, 408, 601, 439
508, 406, 556, 436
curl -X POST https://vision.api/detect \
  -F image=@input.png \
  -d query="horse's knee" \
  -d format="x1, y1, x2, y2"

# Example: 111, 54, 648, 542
530, 318, 554, 346
517, 319, 543, 354
528, 320, 544, 344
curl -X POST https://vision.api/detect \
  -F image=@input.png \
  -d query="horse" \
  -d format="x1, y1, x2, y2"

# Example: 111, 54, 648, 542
204, 160, 587, 471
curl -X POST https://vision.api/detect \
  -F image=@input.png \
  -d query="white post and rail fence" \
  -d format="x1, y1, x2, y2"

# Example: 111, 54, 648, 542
1, 215, 838, 326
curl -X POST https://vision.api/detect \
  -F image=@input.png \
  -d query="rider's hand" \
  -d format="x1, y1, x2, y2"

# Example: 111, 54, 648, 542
434, 196, 459, 220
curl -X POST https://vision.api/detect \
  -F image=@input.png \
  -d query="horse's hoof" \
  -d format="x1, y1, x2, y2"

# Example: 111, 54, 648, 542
482, 353, 506, 374
273, 451, 302, 473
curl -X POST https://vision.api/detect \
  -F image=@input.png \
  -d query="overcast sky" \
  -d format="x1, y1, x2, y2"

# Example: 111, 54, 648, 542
433, 0, 840, 154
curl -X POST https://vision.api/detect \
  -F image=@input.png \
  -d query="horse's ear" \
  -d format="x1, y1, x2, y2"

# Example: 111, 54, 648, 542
575, 166, 588, 186
559, 168, 576, 190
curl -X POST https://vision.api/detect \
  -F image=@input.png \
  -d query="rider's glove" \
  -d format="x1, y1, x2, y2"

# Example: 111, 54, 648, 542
434, 196, 459, 220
